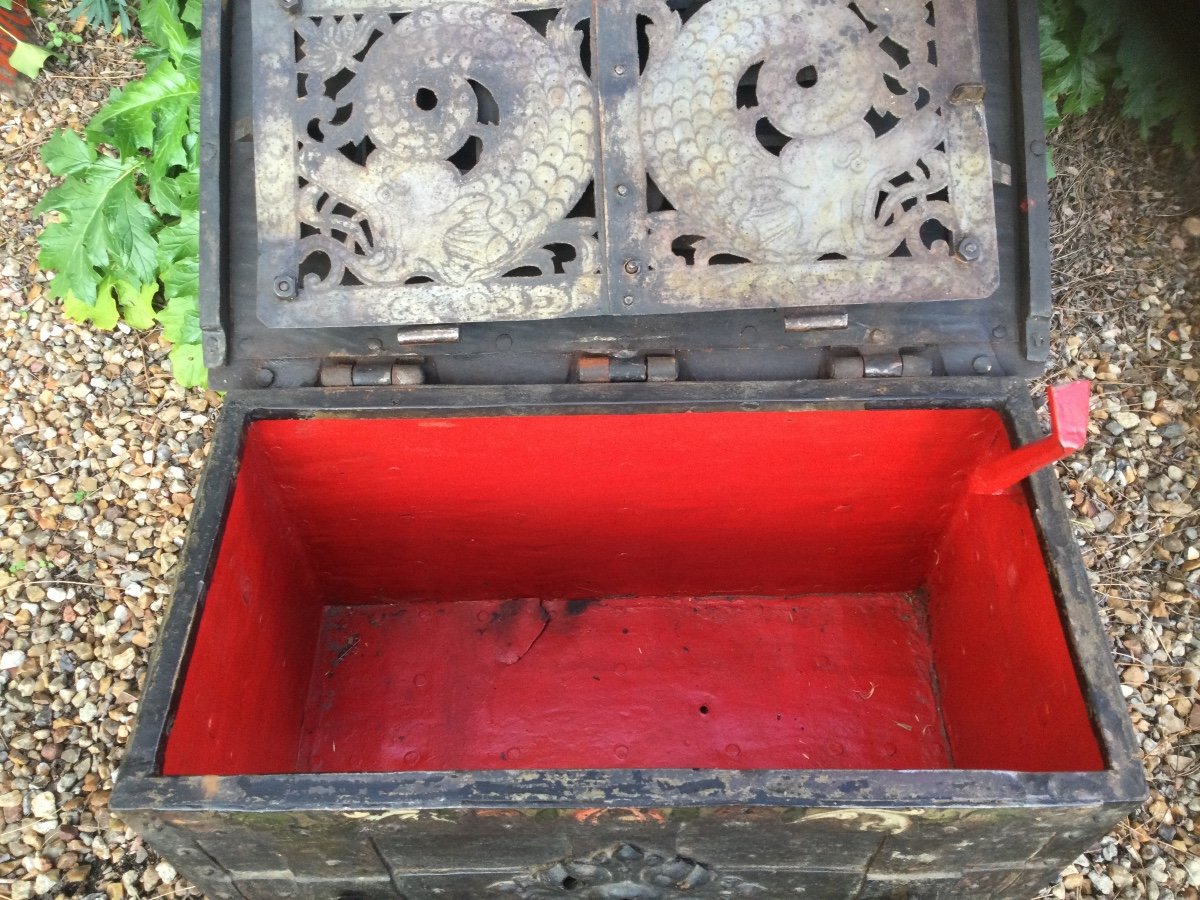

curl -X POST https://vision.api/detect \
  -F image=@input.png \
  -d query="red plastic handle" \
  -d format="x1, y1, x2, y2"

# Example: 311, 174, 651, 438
969, 380, 1091, 495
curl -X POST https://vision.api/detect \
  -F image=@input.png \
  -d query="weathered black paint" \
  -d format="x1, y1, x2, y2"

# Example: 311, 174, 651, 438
112, 380, 1144, 900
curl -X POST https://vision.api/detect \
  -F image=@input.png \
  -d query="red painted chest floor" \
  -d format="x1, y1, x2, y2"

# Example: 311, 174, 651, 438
162, 409, 1104, 776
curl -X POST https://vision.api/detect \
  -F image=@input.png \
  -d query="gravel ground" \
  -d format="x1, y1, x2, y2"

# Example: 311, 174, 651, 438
0, 17, 1198, 900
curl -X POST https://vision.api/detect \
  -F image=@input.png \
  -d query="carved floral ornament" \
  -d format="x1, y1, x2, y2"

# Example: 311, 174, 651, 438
488, 842, 765, 899
251, 0, 998, 325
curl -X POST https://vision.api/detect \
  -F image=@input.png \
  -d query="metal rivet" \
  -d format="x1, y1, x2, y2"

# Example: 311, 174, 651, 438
254, 367, 275, 387
367, 338, 383, 352
992, 325, 1008, 340
273, 274, 297, 300
956, 237, 982, 262
614, 744, 630, 760
867, 328, 885, 343
278, 0, 298, 10
495, 333, 513, 350
972, 355, 994, 374
615, 184, 628, 196
613, 64, 626, 75
622, 295, 634, 306
623, 260, 640, 275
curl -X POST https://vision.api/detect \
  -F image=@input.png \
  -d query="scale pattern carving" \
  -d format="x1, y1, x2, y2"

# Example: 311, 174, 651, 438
639, 0, 959, 267
489, 842, 765, 898
292, 2, 597, 292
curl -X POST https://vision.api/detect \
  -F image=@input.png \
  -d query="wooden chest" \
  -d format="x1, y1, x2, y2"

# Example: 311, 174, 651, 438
112, 0, 1145, 896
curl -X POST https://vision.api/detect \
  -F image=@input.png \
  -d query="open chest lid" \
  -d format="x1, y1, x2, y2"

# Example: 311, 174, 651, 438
201, 0, 1052, 390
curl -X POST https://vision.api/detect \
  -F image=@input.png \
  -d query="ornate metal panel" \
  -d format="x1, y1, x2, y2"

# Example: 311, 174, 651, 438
252, 0, 603, 327
251, 0, 999, 327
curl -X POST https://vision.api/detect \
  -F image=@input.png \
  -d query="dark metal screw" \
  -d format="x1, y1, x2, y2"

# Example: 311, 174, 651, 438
623, 260, 640, 275
956, 237, 982, 262
273, 275, 297, 300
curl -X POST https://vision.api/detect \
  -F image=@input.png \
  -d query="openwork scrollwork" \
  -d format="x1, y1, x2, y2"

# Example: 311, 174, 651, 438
638, 0, 962, 269
489, 843, 765, 898
292, 2, 598, 292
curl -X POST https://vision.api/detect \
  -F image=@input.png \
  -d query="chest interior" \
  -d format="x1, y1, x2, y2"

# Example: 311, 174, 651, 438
163, 407, 1104, 778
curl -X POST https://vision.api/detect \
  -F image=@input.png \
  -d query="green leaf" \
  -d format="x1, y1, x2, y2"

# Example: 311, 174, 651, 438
180, 0, 202, 29
63, 287, 119, 330
113, 280, 158, 330
86, 60, 195, 157
35, 153, 142, 305
40, 130, 96, 177
138, 0, 192, 62
168, 342, 207, 387
104, 180, 159, 285
156, 293, 201, 346
156, 210, 199, 267
9, 40, 53, 81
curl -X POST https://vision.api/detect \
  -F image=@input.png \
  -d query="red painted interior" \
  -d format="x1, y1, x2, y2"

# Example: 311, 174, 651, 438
162, 410, 1105, 777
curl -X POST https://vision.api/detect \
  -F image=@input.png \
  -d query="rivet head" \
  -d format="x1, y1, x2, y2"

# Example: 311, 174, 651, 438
615, 184, 628, 196
956, 237, 982, 262
992, 325, 1008, 340
367, 338, 383, 352
622, 295, 634, 306
254, 367, 275, 388
972, 355, 994, 374
623, 259, 640, 275
273, 275, 297, 300
613, 64, 626, 75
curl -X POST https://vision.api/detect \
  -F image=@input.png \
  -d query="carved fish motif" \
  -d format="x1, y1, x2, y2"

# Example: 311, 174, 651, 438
297, 2, 595, 288
638, 0, 956, 265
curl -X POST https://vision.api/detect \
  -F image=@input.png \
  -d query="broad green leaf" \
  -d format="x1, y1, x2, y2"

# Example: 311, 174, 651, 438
101, 175, 159, 286
86, 61, 195, 157
157, 293, 201, 346
9, 40, 53, 81
180, 0, 202, 29
35, 153, 141, 305
113, 280, 158, 330
156, 210, 199, 267
63, 288, 119, 330
168, 342, 207, 388
161, 254, 199, 310
138, 0, 191, 62
41, 130, 96, 177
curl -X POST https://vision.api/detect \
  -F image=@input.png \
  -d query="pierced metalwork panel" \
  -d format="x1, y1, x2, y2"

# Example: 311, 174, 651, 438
251, 0, 998, 327
252, 0, 603, 327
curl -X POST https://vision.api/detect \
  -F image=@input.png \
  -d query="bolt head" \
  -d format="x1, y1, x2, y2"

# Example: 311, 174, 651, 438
273, 275, 297, 299
622, 295, 634, 306
616, 184, 628, 196
971, 355, 994, 374
956, 237, 982, 262
623, 260, 640, 275
613, 64, 626, 75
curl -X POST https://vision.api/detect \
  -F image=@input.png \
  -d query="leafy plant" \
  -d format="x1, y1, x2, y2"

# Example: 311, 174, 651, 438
43, 21, 83, 50
1042, 0, 1199, 157
35, 0, 206, 386
70, 0, 133, 34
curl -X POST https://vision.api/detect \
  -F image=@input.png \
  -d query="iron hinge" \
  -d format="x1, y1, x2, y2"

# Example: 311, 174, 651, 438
828, 351, 936, 379
318, 358, 426, 387
577, 354, 679, 384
